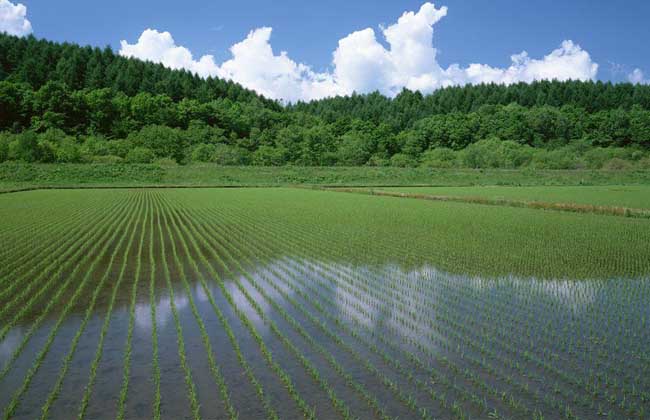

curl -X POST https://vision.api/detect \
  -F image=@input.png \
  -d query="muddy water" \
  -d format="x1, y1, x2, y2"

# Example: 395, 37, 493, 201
1, 251, 650, 419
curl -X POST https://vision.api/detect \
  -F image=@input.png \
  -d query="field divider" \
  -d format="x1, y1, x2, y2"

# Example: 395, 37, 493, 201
322, 187, 650, 219
2, 192, 141, 419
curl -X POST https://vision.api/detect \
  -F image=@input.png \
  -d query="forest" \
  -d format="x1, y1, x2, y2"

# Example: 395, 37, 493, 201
1, 33, 650, 169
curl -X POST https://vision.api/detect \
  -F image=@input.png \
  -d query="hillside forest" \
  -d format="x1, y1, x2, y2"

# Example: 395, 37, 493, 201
1, 33, 650, 169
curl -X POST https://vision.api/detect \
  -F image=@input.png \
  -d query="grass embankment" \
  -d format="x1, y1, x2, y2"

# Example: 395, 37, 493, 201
2, 162, 650, 191
329, 186, 650, 218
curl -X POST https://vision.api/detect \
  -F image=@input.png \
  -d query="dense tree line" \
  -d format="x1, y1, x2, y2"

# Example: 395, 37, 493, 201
1, 33, 650, 169
291, 82, 650, 130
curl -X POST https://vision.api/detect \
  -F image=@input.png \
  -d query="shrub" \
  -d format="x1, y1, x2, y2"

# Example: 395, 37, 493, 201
82, 135, 110, 156
252, 145, 286, 166
8, 131, 40, 162
127, 125, 185, 162
191, 143, 217, 163
91, 155, 124, 164
420, 147, 458, 168
583, 147, 640, 169
366, 154, 390, 167
0, 132, 10, 162
56, 138, 82, 163
125, 147, 155, 164
38, 140, 57, 163
213, 144, 251, 165
459, 138, 534, 169
107, 139, 132, 158
153, 157, 178, 166
390, 153, 418, 167
602, 158, 633, 171
530, 149, 580, 169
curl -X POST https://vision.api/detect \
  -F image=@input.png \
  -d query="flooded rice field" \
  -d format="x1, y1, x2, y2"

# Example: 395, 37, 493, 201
1, 189, 649, 419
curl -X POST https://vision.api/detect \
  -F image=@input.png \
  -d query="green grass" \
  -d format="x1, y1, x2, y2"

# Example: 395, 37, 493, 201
3, 162, 650, 191
377, 185, 650, 209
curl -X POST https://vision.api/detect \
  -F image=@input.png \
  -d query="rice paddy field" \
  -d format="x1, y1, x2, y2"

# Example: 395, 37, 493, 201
1, 187, 650, 419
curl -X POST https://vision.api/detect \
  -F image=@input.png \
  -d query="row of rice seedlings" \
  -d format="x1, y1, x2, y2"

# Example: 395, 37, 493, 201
153, 196, 316, 420
154, 196, 201, 419
203, 204, 508, 418
0, 191, 96, 254
256, 220, 580, 416
182, 202, 448, 412
248, 208, 572, 372
0, 194, 128, 312
340, 262, 648, 415
195, 196, 508, 420
187, 206, 441, 420
0, 193, 139, 381
116, 192, 155, 420
380, 269, 639, 383
203, 207, 488, 419
167, 209, 367, 420
152, 199, 279, 420
0, 193, 106, 280
158, 195, 592, 418
0, 191, 109, 260
77, 193, 149, 419
2, 192, 142, 419
256, 215, 636, 418
154, 194, 238, 419
39, 192, 145, 419
148, 195, 162, 420
160, 196, 338, 418
423, 280, 647, 411
211, 203, 556, 416
0, 193, 131, 319
238, 189, 650, 278
166, 202, 393, 420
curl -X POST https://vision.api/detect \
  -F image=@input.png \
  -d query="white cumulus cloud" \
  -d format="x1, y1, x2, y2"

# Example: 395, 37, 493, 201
0, 0, 32, 36
119, 2, 599, 102
629, 68, 649, 85
119, 29, 221, 77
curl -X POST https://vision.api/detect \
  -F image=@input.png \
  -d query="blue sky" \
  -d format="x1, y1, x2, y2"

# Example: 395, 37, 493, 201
2, 0, 649, 100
